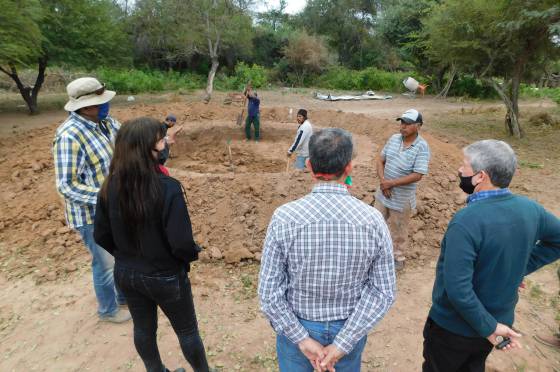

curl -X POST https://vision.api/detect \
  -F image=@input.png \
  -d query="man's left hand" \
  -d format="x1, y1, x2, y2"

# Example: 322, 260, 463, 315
297, 337, 326, 371
319, 344, 345, 372
486, 323, 522, 351
167, 125, 184, 144
380, 178, 393, 191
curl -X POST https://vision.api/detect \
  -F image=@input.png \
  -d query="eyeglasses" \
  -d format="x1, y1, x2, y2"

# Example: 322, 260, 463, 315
76, 83, 106, 99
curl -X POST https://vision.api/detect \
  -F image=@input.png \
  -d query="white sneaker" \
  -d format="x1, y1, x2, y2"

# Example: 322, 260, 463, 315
99, 309, 132, 323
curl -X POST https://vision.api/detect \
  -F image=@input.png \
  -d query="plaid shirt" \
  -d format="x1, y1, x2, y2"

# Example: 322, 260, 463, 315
258, 183, 396, 354
467, 188, 512, 204
53, 112, 120, 228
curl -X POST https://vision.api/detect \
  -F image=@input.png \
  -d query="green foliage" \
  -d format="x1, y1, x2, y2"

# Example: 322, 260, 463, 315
448, 76, 497, 99
316, 67, 416, 92
521, 85, 560, 104
0, 0, 43, 66
213, 62, 270, 90
96, 68, 204, 94
377, 0, 436, 72
132, 0, 253, 70
281, 30, 332, 85
41, 0, 132, 68
297, 0, 378, 69
232, 62, 269, 89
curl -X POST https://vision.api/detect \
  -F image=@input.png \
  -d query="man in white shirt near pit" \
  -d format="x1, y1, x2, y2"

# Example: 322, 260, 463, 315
287, 109, 313, 170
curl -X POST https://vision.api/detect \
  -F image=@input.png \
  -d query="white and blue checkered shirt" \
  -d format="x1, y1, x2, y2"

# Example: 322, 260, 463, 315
53, 112, 120, 228
377, 133, 430, 212
258, 183, 396, 354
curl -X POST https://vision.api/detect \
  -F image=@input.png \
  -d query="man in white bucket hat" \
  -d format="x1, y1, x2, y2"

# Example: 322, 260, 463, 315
53, 77, 130, 323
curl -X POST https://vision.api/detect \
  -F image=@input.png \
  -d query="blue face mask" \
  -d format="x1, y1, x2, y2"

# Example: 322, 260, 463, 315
97, 102, 110, 121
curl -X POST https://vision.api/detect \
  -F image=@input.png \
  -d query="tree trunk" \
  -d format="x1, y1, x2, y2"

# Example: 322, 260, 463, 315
436, 64, 457, 99
0, 57, 47, 115
488, 78, 522, 138
510, 73, 522, 137
204, 57, 219, 103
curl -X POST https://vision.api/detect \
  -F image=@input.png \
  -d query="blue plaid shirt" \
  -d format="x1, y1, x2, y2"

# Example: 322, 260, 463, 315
467, 188, 512, 204
53, 112, 120, 228
258, 183, 396, 354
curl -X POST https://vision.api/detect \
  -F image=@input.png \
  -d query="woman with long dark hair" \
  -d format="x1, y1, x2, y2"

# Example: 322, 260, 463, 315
94, 117, 210, 372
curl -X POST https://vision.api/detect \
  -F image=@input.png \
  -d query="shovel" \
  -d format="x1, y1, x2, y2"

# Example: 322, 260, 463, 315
236, 81, 251, 126
227, 139, 235, 173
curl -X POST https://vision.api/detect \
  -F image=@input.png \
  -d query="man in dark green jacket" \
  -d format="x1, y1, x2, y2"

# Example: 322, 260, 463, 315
423, 139, 560, 372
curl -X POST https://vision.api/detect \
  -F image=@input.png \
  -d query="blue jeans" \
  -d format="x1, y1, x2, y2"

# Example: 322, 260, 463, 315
295, 155, 308, 170
115, 265, 209, 372
77, 224, 125, 317
277, 318, 367, 372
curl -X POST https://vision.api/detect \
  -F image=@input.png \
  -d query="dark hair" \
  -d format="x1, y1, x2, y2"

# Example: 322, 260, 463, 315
297, 109, 308, 119
308, 128, 353, 179
100, 117, 165, 247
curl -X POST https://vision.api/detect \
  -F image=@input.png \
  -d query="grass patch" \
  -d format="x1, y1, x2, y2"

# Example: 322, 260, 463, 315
428, 105, 560, 166
530, 283, 544, 300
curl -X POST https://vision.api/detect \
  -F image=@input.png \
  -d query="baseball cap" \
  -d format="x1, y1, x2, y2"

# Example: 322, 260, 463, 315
166, 114, 177, 122
396, 109, 423, 124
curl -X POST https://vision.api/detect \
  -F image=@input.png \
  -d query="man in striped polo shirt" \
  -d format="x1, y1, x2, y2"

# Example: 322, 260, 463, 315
53, 77, 130, 323
375, 109, 431, 270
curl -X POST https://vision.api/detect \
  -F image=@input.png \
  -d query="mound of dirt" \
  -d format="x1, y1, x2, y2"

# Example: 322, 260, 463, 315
0, 100, 465, 283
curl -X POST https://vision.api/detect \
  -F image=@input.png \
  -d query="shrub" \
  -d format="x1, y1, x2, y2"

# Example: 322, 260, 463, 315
95, 68, 204, 93
521, 85, 560, 104
316, 67, 420, 92
214, 62, 270, 91
447, 75, 497, 99
232, 62, 269, 89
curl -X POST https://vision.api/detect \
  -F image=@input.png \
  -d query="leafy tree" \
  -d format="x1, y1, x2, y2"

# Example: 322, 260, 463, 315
132, 0, 253, 101
0, 0, 44, 114
0, 0, 132, 114
257, 0, 289, 32
298, 0, 379, 69
423, 0, 560, 137
377, 0, 436, 72
282, 30, 332, 85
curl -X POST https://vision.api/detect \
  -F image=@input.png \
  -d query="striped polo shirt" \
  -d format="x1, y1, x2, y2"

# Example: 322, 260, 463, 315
377, 133, 430, 211
53, 112, 120, 228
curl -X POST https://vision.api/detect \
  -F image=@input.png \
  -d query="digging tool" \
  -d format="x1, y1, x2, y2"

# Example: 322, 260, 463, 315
227, 139, 235, 172
236, 81, 251, 126
286, 156, 291, 173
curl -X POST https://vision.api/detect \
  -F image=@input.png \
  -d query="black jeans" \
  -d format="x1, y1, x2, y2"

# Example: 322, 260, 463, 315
115, 264, 209, 372
422, 318, 493, 372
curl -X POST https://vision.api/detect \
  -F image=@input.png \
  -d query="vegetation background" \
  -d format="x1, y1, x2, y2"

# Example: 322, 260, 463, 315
1, 0, 559, 136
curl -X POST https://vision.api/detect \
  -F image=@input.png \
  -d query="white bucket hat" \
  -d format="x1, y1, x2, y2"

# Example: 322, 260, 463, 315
64, 77, 116, 112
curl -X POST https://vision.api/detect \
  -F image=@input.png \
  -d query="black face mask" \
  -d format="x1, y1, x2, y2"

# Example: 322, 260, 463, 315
459, 172, 480, 194
459, 176, 475, 194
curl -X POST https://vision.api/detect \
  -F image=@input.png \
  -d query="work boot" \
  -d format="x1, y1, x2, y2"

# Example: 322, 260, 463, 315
99, 309, 131, 323
534, 333, 560, 349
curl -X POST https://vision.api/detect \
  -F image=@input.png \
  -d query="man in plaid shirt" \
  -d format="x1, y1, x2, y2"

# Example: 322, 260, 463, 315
53, 77, 130, 323
258, 128, 396, 372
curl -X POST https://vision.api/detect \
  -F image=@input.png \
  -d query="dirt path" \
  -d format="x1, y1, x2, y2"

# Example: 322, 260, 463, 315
0, 93, 558, 371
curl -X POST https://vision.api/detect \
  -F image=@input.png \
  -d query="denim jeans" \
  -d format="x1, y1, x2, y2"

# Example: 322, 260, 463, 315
277, 318, 367, 372
294, 155, 308, 170
114, 264, 210, 372
77, 223, 125, 317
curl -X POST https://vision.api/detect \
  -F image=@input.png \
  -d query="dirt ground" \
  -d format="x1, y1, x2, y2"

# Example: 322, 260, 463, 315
0, 91, 559, 371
